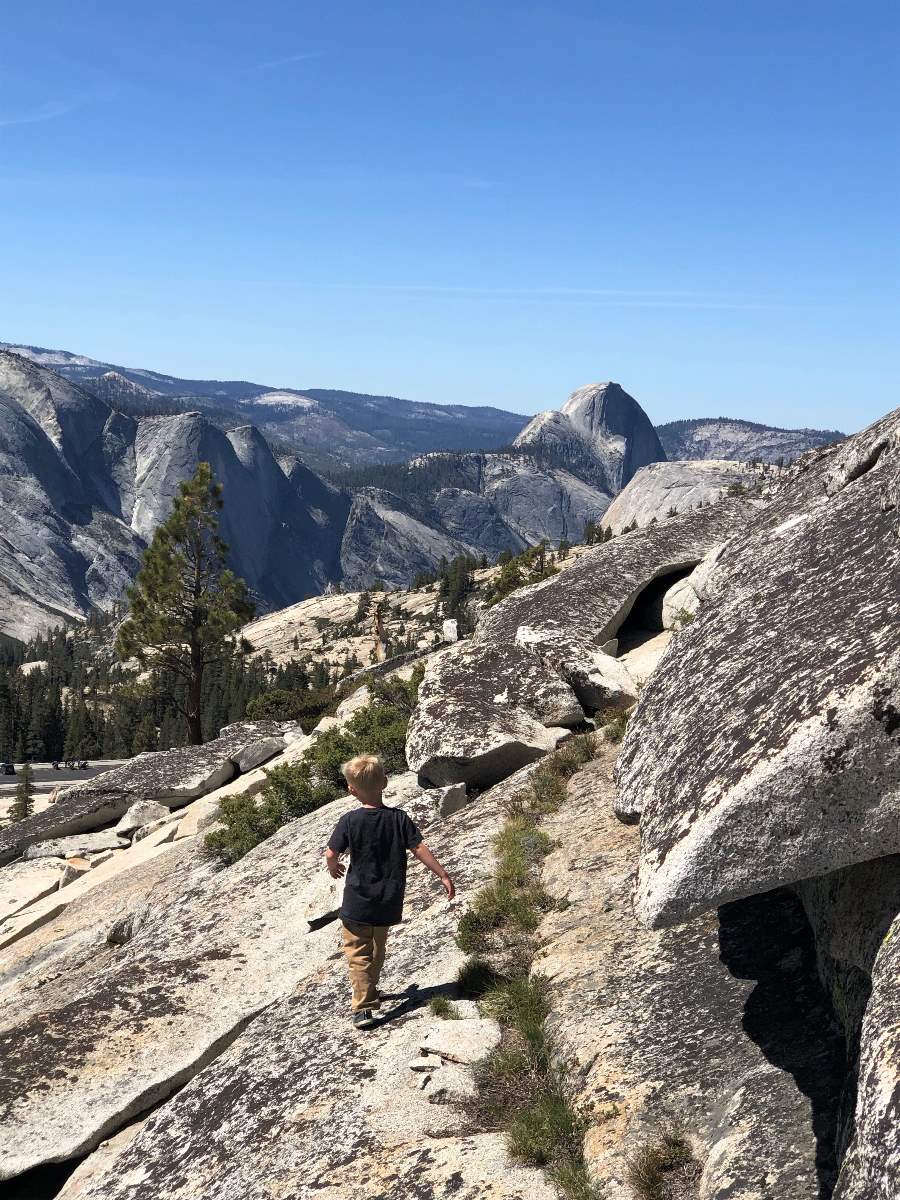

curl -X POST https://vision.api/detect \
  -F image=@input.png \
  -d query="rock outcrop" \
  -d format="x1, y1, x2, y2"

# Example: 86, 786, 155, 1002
656, 416, 846, 464
0, 721, 285, 867
538, 751, 846, 1197
514, 382, 666, 492
600, 458, 765, 533
0, 762, 553, 1199
406, 641, 578, 786
615, 407, 900, 928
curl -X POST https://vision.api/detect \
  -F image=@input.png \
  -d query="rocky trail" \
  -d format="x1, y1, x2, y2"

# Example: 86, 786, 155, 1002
0, 405, 896, 1198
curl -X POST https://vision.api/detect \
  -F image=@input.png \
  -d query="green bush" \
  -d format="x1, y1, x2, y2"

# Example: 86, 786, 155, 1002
207, 669, 422, 864
205, 761, 338, 866
245, 686, 334, 724
507, 1089, 585, 1167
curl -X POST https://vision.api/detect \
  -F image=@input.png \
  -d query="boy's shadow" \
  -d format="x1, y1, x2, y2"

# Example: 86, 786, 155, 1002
370, 983, 458, 1029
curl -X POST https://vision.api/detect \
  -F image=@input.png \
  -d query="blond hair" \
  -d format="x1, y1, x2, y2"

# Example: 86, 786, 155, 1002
341, 754, 387, 792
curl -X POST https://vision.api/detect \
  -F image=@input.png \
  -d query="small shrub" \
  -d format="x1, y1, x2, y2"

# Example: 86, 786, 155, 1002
507, 1089, 586, 1167
673, 608, 695, 627
205, 762, 338, 866
480, 976, 549, 1049
626, 1129, 696, 1200
457, 956, 504, 999
428, 995, 462, 1020
549, 1159, 603, 1200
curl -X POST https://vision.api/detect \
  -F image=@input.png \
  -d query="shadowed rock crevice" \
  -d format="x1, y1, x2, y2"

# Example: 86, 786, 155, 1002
613, 563, 698, 641
718, 890, 847, 1198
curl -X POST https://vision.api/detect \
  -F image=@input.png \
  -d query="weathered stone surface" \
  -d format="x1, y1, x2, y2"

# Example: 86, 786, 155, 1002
514, 382, 665, 493
0, 824, 192, 952
514, 624, 638, 711
420, 1017, 501, 1064
232, 735, 286, 773
476, 497, 756, 651
132, 819, 177, 845
660, 571, 699, 628
833, 911, 900, 1199
114, 800, 171, 837
537, 752, 846, 1198
0, 859, 66, 923
23, 829, 125, 860
0, 838, 207, 1009
601, 458, 763, 533
0, 721, 283, 867
407, 640, 580, 787
617, 630, 673, 689
28, 770, 554, 1199
616, 408, 900, 926
57, 1120, 148, 1199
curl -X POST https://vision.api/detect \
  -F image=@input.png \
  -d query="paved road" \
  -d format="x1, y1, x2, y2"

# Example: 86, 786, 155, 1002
0, 760, 127, 792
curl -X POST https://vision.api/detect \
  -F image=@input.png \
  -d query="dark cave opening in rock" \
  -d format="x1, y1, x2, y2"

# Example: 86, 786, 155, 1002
718, 888, 849, 1199
613, 563, 698, 650
0, 1158, 83, 1200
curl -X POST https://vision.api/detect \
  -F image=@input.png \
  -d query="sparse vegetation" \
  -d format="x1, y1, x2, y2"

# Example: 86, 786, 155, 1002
484, 542, 559, 607
428, 995, 462, 1020
455, 735, 603, 1200
626, 1128, 698, 1200
206, 668, 423, 863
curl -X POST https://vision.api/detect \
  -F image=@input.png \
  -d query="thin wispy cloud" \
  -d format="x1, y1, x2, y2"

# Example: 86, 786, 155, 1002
247, 51, 321, 72
0, 90, 113, 129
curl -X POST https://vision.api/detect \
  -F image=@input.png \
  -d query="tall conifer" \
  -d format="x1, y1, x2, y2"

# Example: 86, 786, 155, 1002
116, 464, 255, 744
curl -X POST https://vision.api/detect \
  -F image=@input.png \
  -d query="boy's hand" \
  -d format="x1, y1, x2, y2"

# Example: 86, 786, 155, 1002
326, 859, 346, 879
440, 874, 455, 901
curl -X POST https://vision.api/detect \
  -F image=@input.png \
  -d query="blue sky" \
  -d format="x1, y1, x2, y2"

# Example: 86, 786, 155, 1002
0, 1, 896, 430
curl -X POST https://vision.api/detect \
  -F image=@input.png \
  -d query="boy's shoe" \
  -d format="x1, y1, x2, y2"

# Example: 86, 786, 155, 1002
353, 1009, 377, 1030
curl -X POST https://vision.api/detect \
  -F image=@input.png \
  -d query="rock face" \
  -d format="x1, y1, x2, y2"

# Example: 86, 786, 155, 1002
476, 497, 756, 663
0, 351, 348, 638
406, 641, 579, 786
0, 763, 555, 1200
514, 382, 666, 492
600, 458, 765, 533
656, 416, 846, 464
616, 407, 900, 928
0, 721, 285, 867
538, 752, 846, 1198
338, 453, 614, 592
833, 909, 900, 1198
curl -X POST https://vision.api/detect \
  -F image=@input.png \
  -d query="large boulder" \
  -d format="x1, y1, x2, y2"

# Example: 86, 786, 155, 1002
406, 641, 579, 787
600, 458, 763, 533
475, 497, 757, 650
538, 751, 846, 1197
114, 801, 172, 838
833, 910, 900, 1198
0, 859, 66, 923
0, 721, 284, 867
514, 625, 638, 711
615, 407, 900, 928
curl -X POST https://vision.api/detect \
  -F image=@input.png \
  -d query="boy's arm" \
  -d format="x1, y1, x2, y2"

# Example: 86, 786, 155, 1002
412, 842, 455, 900
324, 846, 345, 879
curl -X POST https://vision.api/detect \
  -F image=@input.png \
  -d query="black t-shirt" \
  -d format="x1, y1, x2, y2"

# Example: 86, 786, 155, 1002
327, 805, 423, 926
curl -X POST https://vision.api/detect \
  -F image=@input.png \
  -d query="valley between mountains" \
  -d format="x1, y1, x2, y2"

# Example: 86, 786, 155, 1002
0, 343, 842, 641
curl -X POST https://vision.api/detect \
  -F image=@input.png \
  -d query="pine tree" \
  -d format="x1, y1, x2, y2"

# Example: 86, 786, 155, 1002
10, 762, 35, 822
115, 463, 255, 745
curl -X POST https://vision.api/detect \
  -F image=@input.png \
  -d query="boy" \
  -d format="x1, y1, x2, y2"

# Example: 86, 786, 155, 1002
325, 754, 455, 1030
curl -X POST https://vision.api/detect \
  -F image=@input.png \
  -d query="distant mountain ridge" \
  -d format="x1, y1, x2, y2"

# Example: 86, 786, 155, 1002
656, 416, 845, 464
0, 343, 529, 472
0, 353, 662, 637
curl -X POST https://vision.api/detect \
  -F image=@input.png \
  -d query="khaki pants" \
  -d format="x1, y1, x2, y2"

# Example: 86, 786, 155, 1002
341, 920, 389, 1013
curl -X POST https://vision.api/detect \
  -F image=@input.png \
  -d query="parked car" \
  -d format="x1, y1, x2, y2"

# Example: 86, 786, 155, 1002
1, 762, 15, 776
